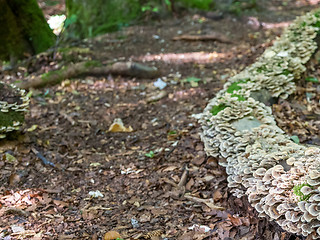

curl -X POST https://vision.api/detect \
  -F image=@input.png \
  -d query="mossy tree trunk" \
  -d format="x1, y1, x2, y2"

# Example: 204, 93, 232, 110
0, 0, 56, 63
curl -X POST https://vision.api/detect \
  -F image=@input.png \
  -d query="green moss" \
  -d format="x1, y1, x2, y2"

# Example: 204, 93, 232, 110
0, 110, 24, 128
282, 69, 291, 76
231, 94, 246, 101
227, 79, 248, 94
59, 47, 90, 54
293, 183, 313, 201
42, 68, 63, 81
84, 60, 102, 68
210, 104, 228, 116
9, 0, 55, 54
312, 20, 320, 28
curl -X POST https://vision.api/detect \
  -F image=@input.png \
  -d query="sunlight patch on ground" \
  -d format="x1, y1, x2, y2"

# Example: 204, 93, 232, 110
170, 88, 206, 101
139, 51, 230, 64
296, 0, 320, 6
262, 21, 292, 29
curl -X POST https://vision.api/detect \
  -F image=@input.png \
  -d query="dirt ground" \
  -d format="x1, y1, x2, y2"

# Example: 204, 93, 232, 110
1, 1, 320, 239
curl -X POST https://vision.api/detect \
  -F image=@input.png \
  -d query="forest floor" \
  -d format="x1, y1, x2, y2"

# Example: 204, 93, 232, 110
1, 1, 320, 240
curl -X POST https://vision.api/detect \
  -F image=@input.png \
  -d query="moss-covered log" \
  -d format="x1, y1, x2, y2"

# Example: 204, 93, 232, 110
0, 0, 56, 63
0, 82, 30, 138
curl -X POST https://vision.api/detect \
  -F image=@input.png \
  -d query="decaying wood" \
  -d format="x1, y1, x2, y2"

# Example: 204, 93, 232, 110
16, 61, 160, 89
172, 33, 232, 43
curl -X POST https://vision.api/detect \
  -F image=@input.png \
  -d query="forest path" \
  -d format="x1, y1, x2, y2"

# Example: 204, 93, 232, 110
0, 1, 319, 239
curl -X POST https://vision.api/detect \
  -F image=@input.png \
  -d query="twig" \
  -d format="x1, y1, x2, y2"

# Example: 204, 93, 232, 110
178, 165, 189, 188
184, 194, 225, 210
5, 207, 30, 217
31, 147, 55, 167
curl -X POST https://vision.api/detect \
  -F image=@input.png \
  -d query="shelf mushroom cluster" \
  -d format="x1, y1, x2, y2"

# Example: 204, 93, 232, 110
199, 9, 320, 238
0, 82, 30, 138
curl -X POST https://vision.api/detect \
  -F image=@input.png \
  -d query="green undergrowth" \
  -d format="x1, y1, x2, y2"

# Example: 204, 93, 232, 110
293, 183, 313, 201
305, 76, 319, 83
65, 0, 216, 39
178, 0, 213, 10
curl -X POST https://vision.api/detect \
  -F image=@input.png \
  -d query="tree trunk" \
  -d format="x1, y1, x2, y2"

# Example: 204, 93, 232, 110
64, 0, 141, 39
0, 0, 56, 63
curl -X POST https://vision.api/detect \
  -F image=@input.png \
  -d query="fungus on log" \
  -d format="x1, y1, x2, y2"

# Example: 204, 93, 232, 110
199, 9, 320, 239
0, 82, 30, 138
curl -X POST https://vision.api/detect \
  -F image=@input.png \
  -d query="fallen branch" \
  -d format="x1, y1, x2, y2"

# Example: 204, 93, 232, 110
16, 61, 160, 89
184, 194, 225, 210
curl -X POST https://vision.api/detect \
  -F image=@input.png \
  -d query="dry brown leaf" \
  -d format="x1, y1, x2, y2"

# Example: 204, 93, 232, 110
108, 118, 133, 132
228, 214, 242, 226
213, 190, 223, 202
146, 90, 167, 103
185, 178, 194, 191
161, 165, 178, 172
9, 173, 21, 186
53, 200, 69, 208
103, 231, 121, 240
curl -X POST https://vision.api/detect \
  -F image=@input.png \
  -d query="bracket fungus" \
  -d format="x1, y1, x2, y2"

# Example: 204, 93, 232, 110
200, 9, 320, 239
0, 82, 30, 138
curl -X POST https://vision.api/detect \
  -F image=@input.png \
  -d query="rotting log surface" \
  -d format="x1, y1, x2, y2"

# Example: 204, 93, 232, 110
0, 82, 30, 138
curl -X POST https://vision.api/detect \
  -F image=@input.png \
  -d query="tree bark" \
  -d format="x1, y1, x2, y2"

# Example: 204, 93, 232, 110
64, 0, 141, 39
0, 0, 56, 63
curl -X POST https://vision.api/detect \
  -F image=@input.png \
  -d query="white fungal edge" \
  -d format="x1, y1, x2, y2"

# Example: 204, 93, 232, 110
200, 9, 320, 239
0, 82, 30, 137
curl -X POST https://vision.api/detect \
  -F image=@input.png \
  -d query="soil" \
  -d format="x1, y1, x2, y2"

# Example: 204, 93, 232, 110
1, 1, 320, 240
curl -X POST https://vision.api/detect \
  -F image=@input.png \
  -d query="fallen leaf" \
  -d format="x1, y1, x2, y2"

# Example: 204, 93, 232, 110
103, 230, 121, 240
186, 178, 194, 191
26, 124, 38, 132
146, 90, 167, 103
108, 118, 133, 132
213, 190, 223, 202
9, 173, 21, 186
228, 214, 242, 226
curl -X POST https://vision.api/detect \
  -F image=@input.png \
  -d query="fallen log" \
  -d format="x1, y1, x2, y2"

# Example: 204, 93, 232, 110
16, 61, 160, 89
199, 8, 320, 239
